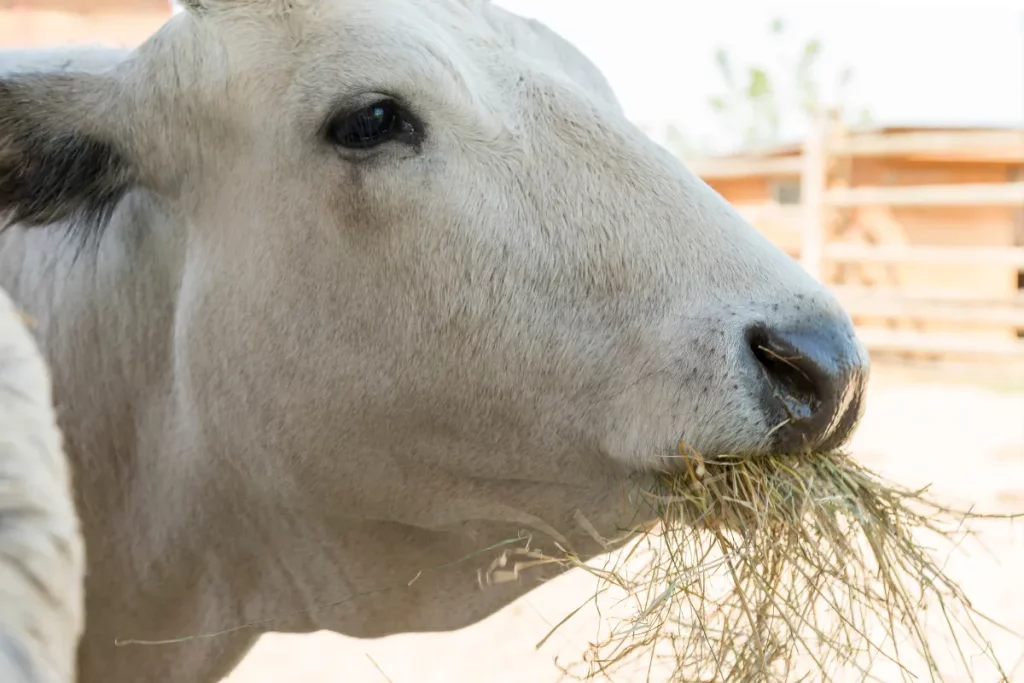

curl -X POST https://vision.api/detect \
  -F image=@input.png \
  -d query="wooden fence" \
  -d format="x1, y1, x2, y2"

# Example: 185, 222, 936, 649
688, 122, 1024, 362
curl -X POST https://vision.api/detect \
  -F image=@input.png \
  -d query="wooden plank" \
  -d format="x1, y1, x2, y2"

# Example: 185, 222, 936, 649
829, 285, 1024, 306
839, 297, 1024, 327
828, 130, 1024, 160
857, 330, 1024, 358
1012, 166, 1024, 249
825, 181, 1024, 207
733, 204, 804, 224
688, 130, 1024, 179
800, 116, 827, 280
686, 155, 803, 180
898, 151, 1024, 165
823, 244, 1024, 267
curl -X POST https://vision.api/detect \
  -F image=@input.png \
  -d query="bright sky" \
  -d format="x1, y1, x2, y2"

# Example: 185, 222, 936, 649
493, 0, 1024, 152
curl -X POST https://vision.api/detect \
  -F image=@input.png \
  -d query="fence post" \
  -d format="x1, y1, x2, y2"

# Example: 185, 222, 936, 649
800, 113, 828, 281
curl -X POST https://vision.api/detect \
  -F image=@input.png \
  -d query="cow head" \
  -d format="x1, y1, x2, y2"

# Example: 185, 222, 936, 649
0, 0, 868, 636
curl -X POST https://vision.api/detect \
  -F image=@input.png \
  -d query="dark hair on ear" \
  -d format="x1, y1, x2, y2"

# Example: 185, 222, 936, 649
0, 78, 136, 250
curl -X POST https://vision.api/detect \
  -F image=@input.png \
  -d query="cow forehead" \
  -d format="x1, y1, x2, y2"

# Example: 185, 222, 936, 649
161, 0, 619, 121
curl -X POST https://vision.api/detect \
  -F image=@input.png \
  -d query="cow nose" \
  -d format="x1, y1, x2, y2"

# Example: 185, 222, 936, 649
745, 320, 869, 454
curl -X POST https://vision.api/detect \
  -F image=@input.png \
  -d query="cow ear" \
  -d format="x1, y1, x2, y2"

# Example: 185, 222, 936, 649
0, 72, 136, 232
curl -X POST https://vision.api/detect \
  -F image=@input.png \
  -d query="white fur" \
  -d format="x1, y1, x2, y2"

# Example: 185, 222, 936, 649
0, 289, 84, 683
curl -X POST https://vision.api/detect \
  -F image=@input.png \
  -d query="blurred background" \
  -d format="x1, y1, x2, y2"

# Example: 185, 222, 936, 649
2, 0, 1023, 680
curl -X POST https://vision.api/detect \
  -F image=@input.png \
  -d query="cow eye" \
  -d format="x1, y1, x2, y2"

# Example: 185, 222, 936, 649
327, 99, 416, 149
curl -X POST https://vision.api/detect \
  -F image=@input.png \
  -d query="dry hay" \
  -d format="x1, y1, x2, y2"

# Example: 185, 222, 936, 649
485, 446, 1023, 683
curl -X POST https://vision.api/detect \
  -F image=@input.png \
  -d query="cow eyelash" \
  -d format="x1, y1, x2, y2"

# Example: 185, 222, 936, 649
326, 98, 421, 150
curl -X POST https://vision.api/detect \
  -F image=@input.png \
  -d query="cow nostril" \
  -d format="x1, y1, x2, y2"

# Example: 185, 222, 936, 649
745, 321, 867, 453
748, 329, 824, 423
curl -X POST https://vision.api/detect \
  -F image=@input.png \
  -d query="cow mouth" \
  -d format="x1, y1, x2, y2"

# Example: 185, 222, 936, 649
615, 440, 857, 534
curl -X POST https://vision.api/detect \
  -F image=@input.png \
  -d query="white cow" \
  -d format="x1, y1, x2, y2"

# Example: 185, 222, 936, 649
0, 1, 869, 681
0, 288, 84, 683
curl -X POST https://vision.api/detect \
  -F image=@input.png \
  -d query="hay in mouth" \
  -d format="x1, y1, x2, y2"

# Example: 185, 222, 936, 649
488, 447, 1021, 682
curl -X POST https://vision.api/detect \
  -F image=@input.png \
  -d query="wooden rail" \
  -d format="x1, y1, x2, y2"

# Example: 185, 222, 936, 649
828, 286, 1024, 306
825, 181, 1024, 207
823, 244, 1024, 268
855, 330, 1024, 358
688, 129, 1024, 180
686, 155, 803, 179
832, 287, 1024, 332
733, 204, 804, 224
836, 296, 1024, 327
828, 129, 1024, 162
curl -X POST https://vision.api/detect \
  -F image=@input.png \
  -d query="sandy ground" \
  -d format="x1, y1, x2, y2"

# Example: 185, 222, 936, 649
221, 366, 1024, 683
